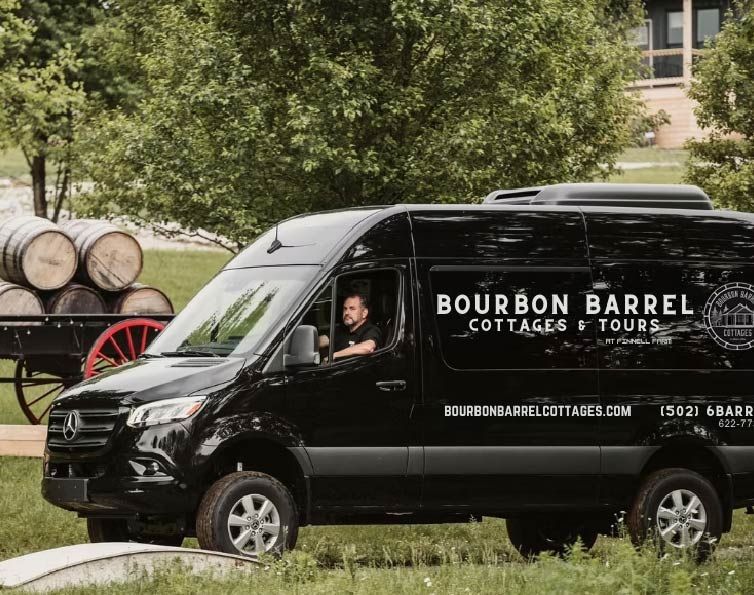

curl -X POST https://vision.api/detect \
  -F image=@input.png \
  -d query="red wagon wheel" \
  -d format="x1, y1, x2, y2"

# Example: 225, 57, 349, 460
14, 359, 81, 425
14, 318, 166, 425
84, 318, 165, 378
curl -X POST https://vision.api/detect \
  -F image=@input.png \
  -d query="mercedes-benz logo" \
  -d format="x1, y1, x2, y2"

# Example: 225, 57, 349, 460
62, 411, 81, 442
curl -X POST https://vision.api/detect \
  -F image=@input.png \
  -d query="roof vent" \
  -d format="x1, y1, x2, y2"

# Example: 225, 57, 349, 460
483, 183, 713, 210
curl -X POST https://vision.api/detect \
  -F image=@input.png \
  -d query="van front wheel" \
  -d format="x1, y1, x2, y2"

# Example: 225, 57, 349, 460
506, 516, 598, 558
196, 471, 298, 557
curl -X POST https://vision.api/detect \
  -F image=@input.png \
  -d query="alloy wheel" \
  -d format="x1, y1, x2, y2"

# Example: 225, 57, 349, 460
226, 493, 281, 555
655, 488, 707, 548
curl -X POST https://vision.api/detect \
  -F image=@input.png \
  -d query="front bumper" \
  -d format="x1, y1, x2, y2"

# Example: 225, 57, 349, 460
41, 474, 197, 515
42, 417, 204, 517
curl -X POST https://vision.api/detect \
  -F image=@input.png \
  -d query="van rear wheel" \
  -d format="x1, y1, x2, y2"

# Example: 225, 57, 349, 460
196, 471, 298, 557
506, 516, 598, 558
626, 468, 722, 562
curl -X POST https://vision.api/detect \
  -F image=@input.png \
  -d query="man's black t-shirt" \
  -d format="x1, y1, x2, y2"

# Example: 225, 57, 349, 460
333, 321, 382, 354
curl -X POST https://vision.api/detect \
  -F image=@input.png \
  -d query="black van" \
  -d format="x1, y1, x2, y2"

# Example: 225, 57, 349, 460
42, 184, 754, 560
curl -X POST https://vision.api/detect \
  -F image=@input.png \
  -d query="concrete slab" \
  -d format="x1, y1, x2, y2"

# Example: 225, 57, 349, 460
0, 543, 257, 592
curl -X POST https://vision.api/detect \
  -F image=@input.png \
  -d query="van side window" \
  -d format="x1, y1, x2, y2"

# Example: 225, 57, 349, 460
315, 269, 399, 363
586, 213, 684, 260
299, 284, 332, 365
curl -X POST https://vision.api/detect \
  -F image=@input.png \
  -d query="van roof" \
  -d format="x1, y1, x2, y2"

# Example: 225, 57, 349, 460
224, 192, 754, 269
482, 183, 713, 210
224, 207, 387, 269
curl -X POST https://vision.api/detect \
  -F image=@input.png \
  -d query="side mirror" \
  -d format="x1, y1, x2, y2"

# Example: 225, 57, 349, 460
284, 325, 320, 368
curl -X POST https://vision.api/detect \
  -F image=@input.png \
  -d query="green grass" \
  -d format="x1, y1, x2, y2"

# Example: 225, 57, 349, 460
608, 166, 685, 185
617, 147, 688, 164
4, 454, 754, 593
604, 147, 687, 185
0, 146, 30, 182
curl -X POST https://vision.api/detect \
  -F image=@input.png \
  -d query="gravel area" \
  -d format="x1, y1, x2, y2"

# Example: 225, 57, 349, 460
0, 182, 227, 252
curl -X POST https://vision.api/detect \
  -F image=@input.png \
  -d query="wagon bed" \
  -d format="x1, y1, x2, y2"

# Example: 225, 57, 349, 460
0, 314, 174, 424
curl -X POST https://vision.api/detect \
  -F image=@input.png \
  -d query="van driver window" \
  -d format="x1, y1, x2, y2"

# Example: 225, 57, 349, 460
306, 270, 398, 364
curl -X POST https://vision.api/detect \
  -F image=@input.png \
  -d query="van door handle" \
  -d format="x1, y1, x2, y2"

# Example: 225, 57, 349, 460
376, 380, 406, 392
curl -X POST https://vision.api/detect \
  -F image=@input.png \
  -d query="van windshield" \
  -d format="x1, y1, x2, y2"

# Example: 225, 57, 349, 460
146, 266, 317, 357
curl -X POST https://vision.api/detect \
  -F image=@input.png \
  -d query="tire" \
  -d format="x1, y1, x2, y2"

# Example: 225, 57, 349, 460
196, 471, 298, 557
506, 516, 598, 559
87, 518, 184, 546
626, 468, 722, 562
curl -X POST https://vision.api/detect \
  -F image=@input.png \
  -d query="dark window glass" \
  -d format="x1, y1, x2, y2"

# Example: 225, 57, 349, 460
696, 8, 720, 46
341, 213, 412, 262
429, 268, 596, 370
630, 20, 651, 49
667, 11, 684, 47
305, 270, 400, 364
586, 213, 754, 261
411, 210, 586, 259
683, 215, 754, 260
300, 284, 333, 338
586, 213, 685, 259
335, 270, 399, 350
148, 266, 316, 357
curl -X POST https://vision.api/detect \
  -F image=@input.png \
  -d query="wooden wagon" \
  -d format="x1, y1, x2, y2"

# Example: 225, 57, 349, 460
0, 314, 173, 424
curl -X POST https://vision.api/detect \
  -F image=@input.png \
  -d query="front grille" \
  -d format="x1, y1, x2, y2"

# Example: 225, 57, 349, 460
48, 407, 121, 451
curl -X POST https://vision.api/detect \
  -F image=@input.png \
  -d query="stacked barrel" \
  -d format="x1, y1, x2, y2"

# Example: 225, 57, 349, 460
0, 216, 173, 315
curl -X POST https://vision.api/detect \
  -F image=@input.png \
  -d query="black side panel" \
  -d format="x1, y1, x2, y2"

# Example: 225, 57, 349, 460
410, 209, 586, 259
414, 210, 601, 511
586, 211, 754, 261
584, 212, 754, 507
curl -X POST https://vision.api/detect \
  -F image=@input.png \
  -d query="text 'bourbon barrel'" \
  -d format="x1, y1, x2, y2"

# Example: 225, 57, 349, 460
0, 281, 44, 316
60, 219, 143, 292
44, 283, 107, 314
0, 216, 77, 290
110, 283, 174, 315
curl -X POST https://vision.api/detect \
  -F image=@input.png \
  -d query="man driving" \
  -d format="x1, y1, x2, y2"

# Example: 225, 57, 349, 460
321, 293, 382, 360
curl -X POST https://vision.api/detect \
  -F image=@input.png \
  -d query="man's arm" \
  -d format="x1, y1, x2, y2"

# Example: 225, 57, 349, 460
333, 339, 376, 359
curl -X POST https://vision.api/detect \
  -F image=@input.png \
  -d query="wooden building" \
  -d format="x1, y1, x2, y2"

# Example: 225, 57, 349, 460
628, 0, 729, 148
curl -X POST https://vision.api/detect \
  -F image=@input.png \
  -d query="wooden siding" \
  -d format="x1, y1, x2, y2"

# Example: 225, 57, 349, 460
0, 424, 46, 457
637, 84, 706, 148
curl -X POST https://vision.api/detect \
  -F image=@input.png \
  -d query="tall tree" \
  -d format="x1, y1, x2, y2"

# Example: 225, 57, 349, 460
0, 1, 108, 220
78, 0, 644, 251
685, 2, 754, 208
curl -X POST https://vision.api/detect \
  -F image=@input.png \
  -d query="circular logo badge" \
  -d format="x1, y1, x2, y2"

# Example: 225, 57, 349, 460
703, 282, 754, 350
62, 410, 81, 442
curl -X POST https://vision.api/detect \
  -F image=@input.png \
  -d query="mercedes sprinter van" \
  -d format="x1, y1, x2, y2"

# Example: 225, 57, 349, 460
42, 184, 754, 561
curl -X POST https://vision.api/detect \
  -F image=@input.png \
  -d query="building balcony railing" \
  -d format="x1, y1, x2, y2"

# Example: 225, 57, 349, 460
628, 48, 706, 88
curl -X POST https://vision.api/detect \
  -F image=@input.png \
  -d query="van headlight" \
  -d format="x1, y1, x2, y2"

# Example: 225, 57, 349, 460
127, 396, 207, 428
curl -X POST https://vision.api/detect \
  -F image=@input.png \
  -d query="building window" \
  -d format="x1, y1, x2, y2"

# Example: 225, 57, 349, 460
630, 19, 652, 50
696, 7, 720, 46
667, 11, 684, 47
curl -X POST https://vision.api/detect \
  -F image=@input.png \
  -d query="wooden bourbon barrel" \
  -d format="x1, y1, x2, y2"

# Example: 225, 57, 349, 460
45, 283, 107, 314
110, 284, 174, 315
0, 216, 77, 290
60, 219, 143, 292
0, 281, 44, 316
